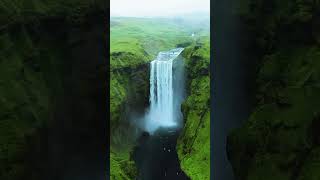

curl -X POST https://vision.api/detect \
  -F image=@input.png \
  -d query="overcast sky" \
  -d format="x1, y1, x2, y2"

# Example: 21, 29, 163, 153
110, 0, 210, 17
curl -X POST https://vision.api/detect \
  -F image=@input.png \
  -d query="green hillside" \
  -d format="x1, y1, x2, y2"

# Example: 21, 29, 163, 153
0, 1, 107, 179
110, 17, 210, 180
177, 38, 210, 179
227, 0, 320, 180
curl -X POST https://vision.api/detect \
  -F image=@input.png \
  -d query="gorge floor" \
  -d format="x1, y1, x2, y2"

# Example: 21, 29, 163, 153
133, 127, 189, 180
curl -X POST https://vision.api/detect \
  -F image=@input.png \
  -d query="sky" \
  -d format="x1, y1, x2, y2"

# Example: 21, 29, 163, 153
110, 0, 210, 17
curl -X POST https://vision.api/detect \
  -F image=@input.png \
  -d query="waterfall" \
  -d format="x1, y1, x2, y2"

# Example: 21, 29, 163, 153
150, 59, 174, 125
145, 48, 184, 133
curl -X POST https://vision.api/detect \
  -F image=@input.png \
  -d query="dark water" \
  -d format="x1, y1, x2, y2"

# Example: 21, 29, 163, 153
133, 128, 189, 180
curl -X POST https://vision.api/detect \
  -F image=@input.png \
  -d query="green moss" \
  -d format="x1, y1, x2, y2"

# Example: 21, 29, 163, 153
227, 1, 320, 178
177, 39, 210, 180
297, 147, 320, 180
0, 0, 107, 26
110, 17, 200, 58
0, 23, 66, 179
110, 149, 137, 180
110, 17, 209, 180
0, 1, 107, 179
246, 153, 291, 180
229, 45, 320, 179
110, 51, 149, 180
110, 52, 150, 70
109, 67, 135, 179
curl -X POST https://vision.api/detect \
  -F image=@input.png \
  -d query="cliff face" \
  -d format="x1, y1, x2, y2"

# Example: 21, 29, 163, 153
227, 1, 320, 180
0, 1, 107, 180
0, 0, 106, 26
176, 40, 210, 179
110, 52, 150, 180
109, 17, 202, 179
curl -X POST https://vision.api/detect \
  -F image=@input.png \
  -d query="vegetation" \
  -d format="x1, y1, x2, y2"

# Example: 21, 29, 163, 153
177, 38, 210, 180
0, 21, 67, 180
228, 0, 320, 179
0, 1, 211, 178
110, 17, 202, 65
0, 0, 106, 26
110, 17, 210, 179
0, 1, 106, 179
110, 17, 187, 179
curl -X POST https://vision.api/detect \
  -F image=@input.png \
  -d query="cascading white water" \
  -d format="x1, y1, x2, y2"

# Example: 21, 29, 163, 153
150, 59, 174, 125
145, 48, 184, 133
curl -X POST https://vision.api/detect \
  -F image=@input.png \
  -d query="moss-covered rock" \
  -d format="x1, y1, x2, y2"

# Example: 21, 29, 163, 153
227, 1, 320, 179
0, 23, 65, 180
177, 39, 210, 180
110, 150, 137, 180
297, 147, 320, 180
110, 49, 150, 179
0, 1, 107, 179
0, 0, 107, 26
109, 17, 201, 179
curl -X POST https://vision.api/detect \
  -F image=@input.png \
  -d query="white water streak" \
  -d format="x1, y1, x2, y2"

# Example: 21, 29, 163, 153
145, 48, 183, 133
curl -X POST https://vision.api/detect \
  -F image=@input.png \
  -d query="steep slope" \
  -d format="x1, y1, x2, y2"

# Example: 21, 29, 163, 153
227, 1, 320, 180
177, 38, 211, 179
109, 52, 150, 180
0, 1, 107, 180
109, 17, 197, 179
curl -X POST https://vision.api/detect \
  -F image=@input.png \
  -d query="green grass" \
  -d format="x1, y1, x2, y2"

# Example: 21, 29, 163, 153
110, 17, 210, 180
0, 24, 66, 179
0, 0, 106, 24
110, 17, 209, 67
228, 46, 320, 180
110, 147, 137, 180
177, 39, 210, 180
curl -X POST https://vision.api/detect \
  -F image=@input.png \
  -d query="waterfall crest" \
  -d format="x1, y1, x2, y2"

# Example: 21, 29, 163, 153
145, 48, 184, 133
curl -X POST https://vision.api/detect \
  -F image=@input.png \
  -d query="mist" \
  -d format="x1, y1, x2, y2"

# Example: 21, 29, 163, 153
142, 49, 186, 134
110, 0, 210, 18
